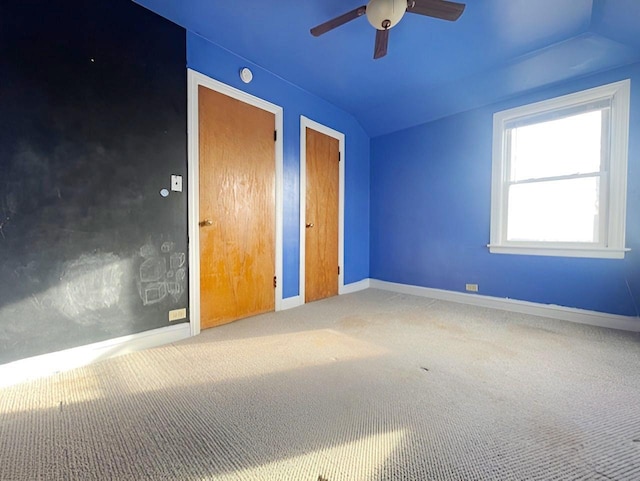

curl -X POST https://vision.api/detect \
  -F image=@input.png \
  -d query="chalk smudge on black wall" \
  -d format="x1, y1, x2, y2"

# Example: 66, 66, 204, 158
0, 0, 187, 364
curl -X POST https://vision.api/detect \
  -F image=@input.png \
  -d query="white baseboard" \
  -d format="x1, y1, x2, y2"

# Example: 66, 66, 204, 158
282, 280, 371, 309
340, 278, 371, 295
0, 323, 192, 388
369, 279, 640, 332
280, 295, 303, 310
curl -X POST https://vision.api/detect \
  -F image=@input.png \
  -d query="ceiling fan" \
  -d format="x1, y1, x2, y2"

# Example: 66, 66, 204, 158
310, 0, 466, 59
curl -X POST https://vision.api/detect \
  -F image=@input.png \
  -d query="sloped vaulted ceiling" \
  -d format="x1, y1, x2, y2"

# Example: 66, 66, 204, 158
135, 0, 640, 136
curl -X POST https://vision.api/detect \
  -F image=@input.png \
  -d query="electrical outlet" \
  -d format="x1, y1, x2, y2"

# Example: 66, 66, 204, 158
171, 175, 182, 192
465, 283, 479, 293
169, 308, 187, 322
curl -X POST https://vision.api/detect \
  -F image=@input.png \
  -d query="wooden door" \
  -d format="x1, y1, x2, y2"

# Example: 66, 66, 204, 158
305, 127, 339, 303
198, 85, 275, 329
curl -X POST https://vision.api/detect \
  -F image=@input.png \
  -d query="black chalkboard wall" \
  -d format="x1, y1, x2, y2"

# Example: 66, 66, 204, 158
0, 0, 187, 364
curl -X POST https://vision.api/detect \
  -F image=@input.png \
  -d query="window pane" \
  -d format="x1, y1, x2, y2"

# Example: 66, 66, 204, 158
507, 177, 600, 243
510, 110, 603, 181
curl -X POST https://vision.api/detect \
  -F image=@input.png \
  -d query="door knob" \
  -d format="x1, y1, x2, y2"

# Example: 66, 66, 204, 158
305, 223, 314, 228
199, 219, 213, 227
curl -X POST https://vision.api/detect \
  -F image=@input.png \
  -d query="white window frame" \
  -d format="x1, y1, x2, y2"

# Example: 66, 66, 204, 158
489, 79, 631, 259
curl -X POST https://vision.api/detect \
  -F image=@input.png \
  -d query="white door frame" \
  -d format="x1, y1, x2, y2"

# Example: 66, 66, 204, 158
299, 116, 345, 303
187, 69, 284, 336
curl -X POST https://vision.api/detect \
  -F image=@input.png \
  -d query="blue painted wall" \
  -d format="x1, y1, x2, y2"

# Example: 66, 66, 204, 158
187, 34, 370, 297
371, 61, 640, 317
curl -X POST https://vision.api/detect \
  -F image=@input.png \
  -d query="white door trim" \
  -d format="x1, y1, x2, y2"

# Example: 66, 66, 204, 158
299, 116, 345, 303
188, 69, 284, 336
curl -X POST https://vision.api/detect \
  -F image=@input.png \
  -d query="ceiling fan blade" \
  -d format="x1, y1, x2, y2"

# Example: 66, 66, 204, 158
373, 28, 390, 59
310, 5, 367, 37
406, 0, 465, 21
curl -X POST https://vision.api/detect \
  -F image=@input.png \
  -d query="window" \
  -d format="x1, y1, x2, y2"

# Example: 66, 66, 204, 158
489, 80, 631, 259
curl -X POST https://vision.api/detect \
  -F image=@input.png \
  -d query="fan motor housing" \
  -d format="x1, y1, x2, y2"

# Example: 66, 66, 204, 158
366, 0, 407, 30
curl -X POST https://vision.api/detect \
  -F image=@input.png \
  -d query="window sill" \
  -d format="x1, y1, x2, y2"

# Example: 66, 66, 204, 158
487, 244, 630, 259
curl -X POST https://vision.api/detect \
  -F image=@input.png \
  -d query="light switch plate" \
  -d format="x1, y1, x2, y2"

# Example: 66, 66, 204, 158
171, 175, 182, 192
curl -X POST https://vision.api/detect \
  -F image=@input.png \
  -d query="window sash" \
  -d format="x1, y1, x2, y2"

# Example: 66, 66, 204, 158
505, 106, 610, 183
502, 108, 610, 247
504, 173, 607, 246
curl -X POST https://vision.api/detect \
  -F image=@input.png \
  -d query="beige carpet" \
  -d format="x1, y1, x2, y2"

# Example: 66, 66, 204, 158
1, 289, 639, 480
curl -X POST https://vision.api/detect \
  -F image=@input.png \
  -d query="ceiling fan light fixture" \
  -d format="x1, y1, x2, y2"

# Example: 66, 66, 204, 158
310, 0, 466, 59
366, 0, 407, 30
